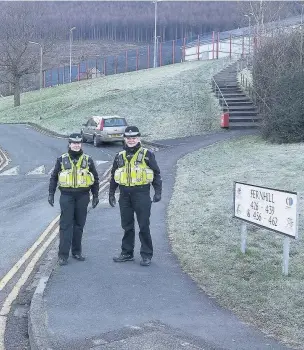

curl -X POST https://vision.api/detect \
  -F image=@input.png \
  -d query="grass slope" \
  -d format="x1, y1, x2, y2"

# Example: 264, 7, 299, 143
0, 59, 229, 141
168, 135, 304, 349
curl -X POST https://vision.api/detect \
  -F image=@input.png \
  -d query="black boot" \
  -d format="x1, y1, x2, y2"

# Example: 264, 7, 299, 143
113, 253, 134, 262
72, 254, 86, 261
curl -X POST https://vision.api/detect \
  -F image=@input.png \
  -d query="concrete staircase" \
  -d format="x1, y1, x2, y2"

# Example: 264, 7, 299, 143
212, 62, 261, 129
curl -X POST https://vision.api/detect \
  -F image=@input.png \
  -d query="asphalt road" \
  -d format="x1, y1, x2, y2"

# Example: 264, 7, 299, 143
0, 124, 119, 300
37, 129, 292, 350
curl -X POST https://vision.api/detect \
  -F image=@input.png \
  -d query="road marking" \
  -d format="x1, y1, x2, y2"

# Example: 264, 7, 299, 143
0, 171, 111, 291
0, 170, 112, 349
0, 150, 9, 172
48, 167, 54, 175
0, 227, 59, 316
0, 166, 19, 176
0, 181, 111, 316
27, 165, 46, 175
96, 160, 109, 166
0, 216, 60, 291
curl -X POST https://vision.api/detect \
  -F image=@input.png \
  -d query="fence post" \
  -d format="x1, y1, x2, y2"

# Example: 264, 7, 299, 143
57, 67, 60, 85
229, 34, 232, 59
77, 64, 80, 81
136, 48, 139, 70
172, 40, 175, 64
125, 51, 128, 72
182, 37, 186, 61
159, 42, 162, 66
212, 31, 215, 59
197, 35, 200, 61
115, 56, 118, 74
104, 58, 107, 76
217, 32, 219, 59
147, 45, 150, 68
43, 70, 45, 88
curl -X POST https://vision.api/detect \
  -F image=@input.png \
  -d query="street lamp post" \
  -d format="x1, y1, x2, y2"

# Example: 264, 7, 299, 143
69, 27, 76, 83
29, 41, 43, 117
153, 1, 160, 68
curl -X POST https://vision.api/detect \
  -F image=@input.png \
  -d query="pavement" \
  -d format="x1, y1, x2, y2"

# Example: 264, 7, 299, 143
29, 130, 293, 350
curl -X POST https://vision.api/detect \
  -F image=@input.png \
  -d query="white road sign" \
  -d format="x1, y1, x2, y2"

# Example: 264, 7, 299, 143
234, 182, 298, 239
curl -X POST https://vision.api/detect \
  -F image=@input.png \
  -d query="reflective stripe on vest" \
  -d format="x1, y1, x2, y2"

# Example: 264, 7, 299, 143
114, 148, 154, 186
58, 153, 94, 188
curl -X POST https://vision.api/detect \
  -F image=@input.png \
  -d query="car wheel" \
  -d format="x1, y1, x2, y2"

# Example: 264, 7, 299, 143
93, 135, 99, 147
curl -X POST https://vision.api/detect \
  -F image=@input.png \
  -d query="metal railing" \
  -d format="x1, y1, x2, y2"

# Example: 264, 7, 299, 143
211, 76, 229, 112
237, 57, 271, 118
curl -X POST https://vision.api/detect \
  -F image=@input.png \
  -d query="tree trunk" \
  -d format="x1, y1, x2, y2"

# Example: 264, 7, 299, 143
14, 77, 21, 107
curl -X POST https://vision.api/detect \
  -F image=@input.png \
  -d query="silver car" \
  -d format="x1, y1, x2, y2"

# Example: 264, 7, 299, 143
81, 115, 127, 147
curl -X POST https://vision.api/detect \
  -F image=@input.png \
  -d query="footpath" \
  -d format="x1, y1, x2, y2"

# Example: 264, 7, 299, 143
29, 130, 292, 350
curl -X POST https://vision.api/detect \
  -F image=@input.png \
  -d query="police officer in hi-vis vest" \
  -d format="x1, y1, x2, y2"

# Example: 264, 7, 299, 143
109, 126, 162, 266
48, 133, 99, 266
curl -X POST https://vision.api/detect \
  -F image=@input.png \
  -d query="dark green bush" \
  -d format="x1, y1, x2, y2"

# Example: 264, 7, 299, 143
252, 30, 304, 143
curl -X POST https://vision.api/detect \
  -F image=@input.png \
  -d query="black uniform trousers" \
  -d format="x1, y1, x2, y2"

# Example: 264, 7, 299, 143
119, 188, 153, 259
59, 191, 90, 259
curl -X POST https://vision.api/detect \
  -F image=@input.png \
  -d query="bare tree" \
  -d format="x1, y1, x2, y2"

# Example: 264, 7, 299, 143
0, 2, 55, 106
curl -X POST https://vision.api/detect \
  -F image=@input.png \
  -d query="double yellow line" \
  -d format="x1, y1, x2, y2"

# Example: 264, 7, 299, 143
0, 165, 112, 350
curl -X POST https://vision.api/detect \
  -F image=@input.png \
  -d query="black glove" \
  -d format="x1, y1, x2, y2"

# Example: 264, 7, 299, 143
92, 196, 99, 209
109, 193, 116, 207
153, 193, 161, 203
48, 193, 54, 207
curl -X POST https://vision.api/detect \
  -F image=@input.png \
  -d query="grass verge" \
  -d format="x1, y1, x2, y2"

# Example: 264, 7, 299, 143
0, 59, 230, 141
168, 134, 304, 349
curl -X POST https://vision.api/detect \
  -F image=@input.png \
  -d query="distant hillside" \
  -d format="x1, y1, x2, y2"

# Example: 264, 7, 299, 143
0, 1, 301, 43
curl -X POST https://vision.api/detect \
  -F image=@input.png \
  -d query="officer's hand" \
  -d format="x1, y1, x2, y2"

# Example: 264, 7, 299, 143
153, 193, 161, 203
92, 196, 99, 209
48, 193, 54, 207
109, 193, 116, 207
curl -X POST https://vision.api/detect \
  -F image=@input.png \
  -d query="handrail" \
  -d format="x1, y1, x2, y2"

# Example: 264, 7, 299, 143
211, 76, 229, 112
237, 57, 271, 114
239, 72, 271, 112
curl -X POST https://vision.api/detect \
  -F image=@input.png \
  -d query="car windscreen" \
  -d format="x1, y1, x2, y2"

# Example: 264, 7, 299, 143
104, 118, 127, 127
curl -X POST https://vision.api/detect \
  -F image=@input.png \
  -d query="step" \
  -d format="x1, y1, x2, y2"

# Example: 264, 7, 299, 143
228, 121, 261, 129
215, 88, 243, 93
229, 111, 258, 117
229, 116, 261, 122
215, 81, 238, 87
220, 96, 251, 102
225, 101, 253, 106
223, 106, 257, 112
221, 93, 247, 98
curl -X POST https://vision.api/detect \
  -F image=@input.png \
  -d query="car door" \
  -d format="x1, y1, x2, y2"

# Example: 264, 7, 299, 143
85, 118, 94, 142
82, 119, 90, 138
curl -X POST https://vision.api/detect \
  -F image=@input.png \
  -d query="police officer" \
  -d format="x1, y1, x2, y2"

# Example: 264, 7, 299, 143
48, 133, 100, 266
109, 126, 162, 266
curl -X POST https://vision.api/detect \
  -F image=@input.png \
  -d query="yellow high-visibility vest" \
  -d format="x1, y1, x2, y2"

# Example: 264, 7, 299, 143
58, 153, 94, 188
114, 148, 154, 186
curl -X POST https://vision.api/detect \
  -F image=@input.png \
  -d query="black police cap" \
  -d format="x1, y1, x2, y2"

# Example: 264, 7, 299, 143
68, 133, 83, 143
124, 126, 141, 137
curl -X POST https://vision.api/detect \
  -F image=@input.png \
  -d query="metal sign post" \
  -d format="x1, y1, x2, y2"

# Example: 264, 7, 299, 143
241, 222, 247, 254
282, 237, 290, 276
